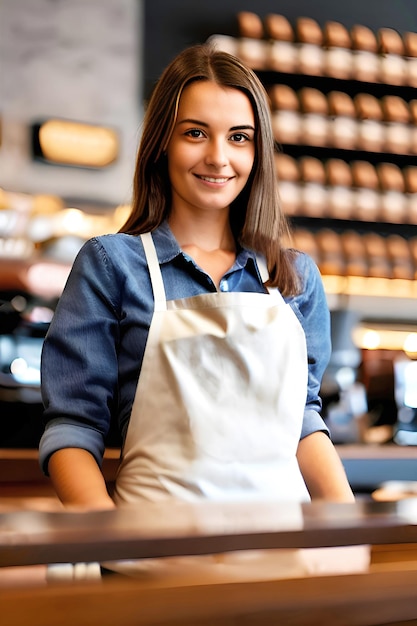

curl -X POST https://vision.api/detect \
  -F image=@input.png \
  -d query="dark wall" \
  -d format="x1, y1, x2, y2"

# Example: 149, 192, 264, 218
144, 0, 417, 97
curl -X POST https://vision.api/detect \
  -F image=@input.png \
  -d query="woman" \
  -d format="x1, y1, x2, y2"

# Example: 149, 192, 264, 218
40, 43, 358, 578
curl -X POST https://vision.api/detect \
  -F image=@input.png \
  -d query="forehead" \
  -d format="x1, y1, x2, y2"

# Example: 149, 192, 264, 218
177, 80, 255, 124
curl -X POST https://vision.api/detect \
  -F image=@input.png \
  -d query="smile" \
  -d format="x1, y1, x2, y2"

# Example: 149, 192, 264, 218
196, 175, 230, 183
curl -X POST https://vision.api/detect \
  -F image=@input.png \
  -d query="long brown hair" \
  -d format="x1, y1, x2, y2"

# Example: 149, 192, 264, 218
121, 43, 300, 294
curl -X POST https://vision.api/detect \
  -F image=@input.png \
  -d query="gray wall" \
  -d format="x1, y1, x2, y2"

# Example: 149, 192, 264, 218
0, 0, 143, 206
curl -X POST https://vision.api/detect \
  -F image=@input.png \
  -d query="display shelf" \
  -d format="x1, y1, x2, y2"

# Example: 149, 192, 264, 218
258, 70, 417, 102
279, 143, 417, 168
247, 30, 417, 324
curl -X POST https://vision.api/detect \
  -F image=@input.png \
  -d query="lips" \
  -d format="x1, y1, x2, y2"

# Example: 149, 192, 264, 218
196, 175, 231, 183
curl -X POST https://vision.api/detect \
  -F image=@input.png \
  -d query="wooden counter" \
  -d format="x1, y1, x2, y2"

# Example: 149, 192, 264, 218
1, 499, 417, 625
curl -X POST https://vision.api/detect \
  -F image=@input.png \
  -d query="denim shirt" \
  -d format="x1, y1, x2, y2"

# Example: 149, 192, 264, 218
39, 221, 331, 474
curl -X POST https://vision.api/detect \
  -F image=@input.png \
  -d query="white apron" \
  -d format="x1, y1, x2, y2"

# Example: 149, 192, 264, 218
113, 232, 310, 506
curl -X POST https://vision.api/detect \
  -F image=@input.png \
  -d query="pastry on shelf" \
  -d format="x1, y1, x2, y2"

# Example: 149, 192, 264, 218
403, 31, 417, 87
354, 93, 385, 152
362, 232, 392, 278
236, 11, 268, 69
377, 27, 407, 85
269, 84, 301, 145
299, 156, 328, 218
407, 99, 417, 154
381, 95, 411, 154
291, 228, 320, 263
326, 158, 354, 220
376, 162, 407, 223
408, 236, 417, 278
236, 10, 264, 38
295, 16, 325, 76
403, 165, 417, 224
265, 13, 297, 73
316, 228, 346, 275
350, 24, 380, 83
327, 91, 358, 150
385, 234, 414, 280
298, 87, 329, 146
341, 230, 369, 277
275, 152, 300, 216
323, 20, 353, 80
351, 160, 380, 221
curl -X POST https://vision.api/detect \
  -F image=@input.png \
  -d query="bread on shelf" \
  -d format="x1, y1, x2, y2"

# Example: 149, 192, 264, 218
292, 228, 320, 263
316, 228, 346, 275
409, 236, 417, 278
354, 93, 385, 152
385, 234, 414, 279
341, 230, 369, 277
403, 165, 417, 224
362, 232, 392, 278
351, 24, 380, 83
381, 95, 411, 154
326, 158, 354, 220
298, 87, 329, 146
351, 160, 380, 221
378, 27, 408, 85
275, 152, 301, 216
403, 31, 417, 87
407, 100, 417, 154
323, 20, 353, 80
269, 84, 301, 145
296, 16, 325, 75
237, 11, 268, 69
265, 13, 298, 73
236, 11, 264, 39
376, 162, 407, 223
299, 156, 328, 217
328, 91, 358, 150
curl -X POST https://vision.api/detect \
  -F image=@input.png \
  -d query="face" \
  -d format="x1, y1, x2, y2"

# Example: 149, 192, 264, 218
166, 80, 256, 219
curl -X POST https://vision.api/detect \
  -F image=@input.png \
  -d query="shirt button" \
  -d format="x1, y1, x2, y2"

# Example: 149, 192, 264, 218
221, 279, 229, 292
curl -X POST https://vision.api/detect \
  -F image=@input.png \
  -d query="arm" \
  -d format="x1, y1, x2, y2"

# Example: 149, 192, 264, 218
297, 431, 355, 502
48, 448, 115, 510
291, 253, 354, 502
39, 238, 122, 506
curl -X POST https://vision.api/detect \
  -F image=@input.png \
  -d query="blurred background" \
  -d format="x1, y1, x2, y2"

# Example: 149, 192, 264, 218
1, 0, 417, 466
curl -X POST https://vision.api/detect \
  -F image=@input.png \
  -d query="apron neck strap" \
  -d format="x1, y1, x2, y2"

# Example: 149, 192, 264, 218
256, 255, 283, 299
255, 254, 269, 284
140, 232, 167, 311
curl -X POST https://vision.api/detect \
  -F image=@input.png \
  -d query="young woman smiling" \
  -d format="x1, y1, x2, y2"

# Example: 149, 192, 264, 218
39, 43, 360, 580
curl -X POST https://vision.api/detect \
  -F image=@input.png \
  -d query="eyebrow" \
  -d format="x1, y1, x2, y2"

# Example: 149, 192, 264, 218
177, 118, 255, 131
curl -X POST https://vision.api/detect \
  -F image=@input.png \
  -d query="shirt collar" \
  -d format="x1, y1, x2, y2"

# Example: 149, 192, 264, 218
151, 220, 260, 277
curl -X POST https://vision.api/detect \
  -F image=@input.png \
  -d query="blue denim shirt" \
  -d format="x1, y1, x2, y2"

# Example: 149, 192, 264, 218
39, 221, 331, 474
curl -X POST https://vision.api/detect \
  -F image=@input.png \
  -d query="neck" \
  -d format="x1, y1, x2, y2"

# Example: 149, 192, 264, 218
168, 209, 235, 253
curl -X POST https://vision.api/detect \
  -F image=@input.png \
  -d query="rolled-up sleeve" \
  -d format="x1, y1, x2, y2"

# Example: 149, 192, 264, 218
287, 253, 331, 439
39, 238, 121, 474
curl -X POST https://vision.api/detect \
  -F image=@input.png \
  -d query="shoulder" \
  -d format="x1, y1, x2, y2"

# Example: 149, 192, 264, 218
285, 249, 329, 322
290, 249, 324, 296
86, 222, 180, 265
73, 233, 147, 276
84, 232, 145, 258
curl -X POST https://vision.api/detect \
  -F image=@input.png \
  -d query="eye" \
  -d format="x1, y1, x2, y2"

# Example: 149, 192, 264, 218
184, 128, 205, 139
230, 132, 251, 143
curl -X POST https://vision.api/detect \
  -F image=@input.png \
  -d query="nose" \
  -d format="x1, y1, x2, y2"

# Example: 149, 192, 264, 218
204, 138, 229, 168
